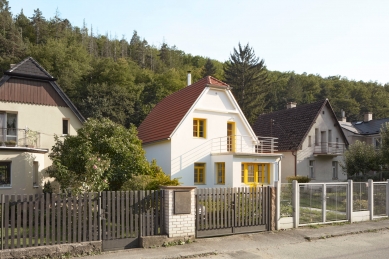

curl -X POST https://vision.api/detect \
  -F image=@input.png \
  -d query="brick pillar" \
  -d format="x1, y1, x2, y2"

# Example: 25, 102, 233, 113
161, 186, 196, 238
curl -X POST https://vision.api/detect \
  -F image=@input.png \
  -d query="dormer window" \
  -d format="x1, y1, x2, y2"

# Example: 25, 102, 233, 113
193, 119, 206, 138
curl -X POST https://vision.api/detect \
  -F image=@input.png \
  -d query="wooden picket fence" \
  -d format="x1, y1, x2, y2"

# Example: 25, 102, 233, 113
0, 191, 165, 251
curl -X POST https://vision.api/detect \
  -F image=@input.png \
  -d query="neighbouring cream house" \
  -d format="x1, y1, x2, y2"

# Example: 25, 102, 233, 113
0, 57, 84, 195
253, 99, 349, 182
138, 75, 282, 188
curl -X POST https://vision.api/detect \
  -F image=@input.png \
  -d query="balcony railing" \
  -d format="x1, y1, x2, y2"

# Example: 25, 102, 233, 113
313, 142, 345, 155
0, 128, 41, 148
211, 135, 278, 154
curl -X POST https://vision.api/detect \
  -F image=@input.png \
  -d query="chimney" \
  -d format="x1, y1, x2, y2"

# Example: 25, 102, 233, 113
286, 102, 297, 109
187, 71, 191, 86
339, 109, 347, 122
364, 112, 372, 122
10, 64, 16, 69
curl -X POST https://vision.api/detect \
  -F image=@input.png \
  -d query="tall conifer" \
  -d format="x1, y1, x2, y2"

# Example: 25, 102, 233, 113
224, 43, 270, 124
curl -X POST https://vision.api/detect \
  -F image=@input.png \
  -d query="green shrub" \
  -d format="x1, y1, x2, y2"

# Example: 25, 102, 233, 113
286, 175, 311, 183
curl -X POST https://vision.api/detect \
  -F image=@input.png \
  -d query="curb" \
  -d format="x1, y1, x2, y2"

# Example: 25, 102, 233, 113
304, 226, 389, 241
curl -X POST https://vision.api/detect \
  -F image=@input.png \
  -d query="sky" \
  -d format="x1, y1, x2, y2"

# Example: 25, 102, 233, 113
7, 0, 389, 84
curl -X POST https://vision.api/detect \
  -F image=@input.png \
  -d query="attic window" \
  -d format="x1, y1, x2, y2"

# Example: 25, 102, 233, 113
322, 111, 325, 114
62, 119, 69, 135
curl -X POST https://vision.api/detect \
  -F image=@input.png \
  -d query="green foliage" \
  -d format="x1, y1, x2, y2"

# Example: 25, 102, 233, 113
381, 122, 389, 166
121, 160, 180, 190
224, 43, 270, 123
2, 4, 389, 128
47, 118, 154, 193
341, 140, 381, 176
42, 181, 53, 194
201, 58, 217, 77
286, 175, 311, 183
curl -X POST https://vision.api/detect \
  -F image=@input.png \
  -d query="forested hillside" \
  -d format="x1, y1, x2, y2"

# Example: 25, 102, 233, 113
1, 1, 389, 127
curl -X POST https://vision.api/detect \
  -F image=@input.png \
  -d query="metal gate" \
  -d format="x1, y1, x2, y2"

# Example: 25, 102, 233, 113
195, 187, 271, 238
101, 190, 164, 251
298, 183, 348, 226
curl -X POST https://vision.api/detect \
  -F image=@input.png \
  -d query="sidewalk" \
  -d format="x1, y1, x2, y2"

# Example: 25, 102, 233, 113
83, 219, 389, 259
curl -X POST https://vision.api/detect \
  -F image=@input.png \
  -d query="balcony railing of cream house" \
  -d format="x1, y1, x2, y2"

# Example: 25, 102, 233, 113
0, 128, 41, 148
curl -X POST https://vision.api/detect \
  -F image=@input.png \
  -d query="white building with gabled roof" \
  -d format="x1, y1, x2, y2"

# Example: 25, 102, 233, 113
138, 76, 282, 187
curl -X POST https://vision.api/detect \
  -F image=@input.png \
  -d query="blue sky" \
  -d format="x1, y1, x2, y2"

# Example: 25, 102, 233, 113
8, 0, 389, 84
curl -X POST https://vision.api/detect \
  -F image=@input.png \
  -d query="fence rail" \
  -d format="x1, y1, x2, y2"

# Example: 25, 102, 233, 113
196, 187, 271, 237
0, 191, 165, 251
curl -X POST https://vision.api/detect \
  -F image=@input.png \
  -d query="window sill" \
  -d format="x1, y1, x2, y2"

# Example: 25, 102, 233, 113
194, 183, 206, 185
0, 186, 12, 189
60, 134, 68, 137
33, 185, 39, 188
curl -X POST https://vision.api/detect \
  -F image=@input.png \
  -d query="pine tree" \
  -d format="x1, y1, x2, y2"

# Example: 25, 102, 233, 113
224, 43, 270, 124
201, 58, 216, 77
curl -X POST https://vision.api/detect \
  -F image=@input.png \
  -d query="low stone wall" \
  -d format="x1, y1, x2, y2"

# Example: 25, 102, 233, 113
140, 235, 195, 248
0, 241, 101, 259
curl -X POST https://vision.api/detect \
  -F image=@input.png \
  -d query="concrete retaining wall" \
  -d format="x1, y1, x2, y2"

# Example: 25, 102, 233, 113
0, 241, 101, 259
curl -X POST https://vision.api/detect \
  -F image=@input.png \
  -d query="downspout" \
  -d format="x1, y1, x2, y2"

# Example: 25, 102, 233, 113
292, 150, 297, 176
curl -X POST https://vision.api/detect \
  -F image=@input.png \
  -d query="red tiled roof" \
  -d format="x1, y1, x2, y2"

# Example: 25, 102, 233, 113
138, 76, 229, 144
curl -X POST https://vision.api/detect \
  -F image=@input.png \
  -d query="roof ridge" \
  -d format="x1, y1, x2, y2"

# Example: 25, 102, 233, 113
208, 76, 229, 86
258, 99, 327, 117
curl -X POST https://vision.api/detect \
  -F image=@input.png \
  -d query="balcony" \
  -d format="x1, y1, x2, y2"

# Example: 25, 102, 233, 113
313, 142, 346, 155
211, 135, 278, 154
0, 128, 41, 148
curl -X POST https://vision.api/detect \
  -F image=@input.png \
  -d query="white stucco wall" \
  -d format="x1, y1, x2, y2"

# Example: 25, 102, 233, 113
279, 151, 295, 182
143, 140, 171, 176
0, 102, 83, 194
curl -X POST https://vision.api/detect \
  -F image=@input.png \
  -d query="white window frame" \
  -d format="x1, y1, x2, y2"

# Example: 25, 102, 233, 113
332, 161, 338, 179
0, 161, 11, 188
309, 160, 315, 179
33, 161, 39, 187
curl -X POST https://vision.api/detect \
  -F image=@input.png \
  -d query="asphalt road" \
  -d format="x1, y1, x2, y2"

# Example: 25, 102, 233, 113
210, 229, 389, 258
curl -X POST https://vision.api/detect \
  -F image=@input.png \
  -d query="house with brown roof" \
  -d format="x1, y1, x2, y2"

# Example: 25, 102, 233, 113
138, 75, 281, 187
253, 99, 349, 182
0, 57, 84, 194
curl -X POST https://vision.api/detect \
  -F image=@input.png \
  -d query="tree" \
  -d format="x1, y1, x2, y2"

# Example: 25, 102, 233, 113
224, 43, 270, 123
79, 82, 139, 127
201, 58, 217, 77
380, 122, 389, 167
341, 140, 381, 177
47, 118, 155, 193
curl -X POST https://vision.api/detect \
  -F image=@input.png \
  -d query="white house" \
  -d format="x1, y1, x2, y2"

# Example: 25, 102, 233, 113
138, 76, 281, 187
253, 99, 349, 182
0, 57, 84, 195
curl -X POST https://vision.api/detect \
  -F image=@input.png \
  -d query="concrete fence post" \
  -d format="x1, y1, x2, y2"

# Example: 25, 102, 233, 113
160, 186, 196, 239
386, 181, 389, 217
348, 180, 353, 223
322, 183, 326, 223
368, 179, 374, 220
292, 180, 299, 228
276, 181, 281, 230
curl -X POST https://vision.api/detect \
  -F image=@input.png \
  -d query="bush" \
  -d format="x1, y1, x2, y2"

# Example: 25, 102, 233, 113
286, 175, 311, 183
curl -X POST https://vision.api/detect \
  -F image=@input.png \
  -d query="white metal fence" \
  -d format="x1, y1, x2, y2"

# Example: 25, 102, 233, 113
277, 180, 389, 229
